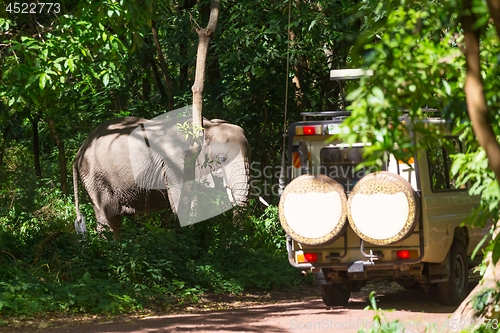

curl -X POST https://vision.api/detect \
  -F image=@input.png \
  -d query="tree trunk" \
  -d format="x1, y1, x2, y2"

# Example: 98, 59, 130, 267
191, 0, 221, 128
289, 28, 309, 113
179, 42, 189, 90
177, 0, 221, 225
151, 58, 168, 101
31, 115, 42, 178
152, 20, 174, 111
177, 0, 197, 90
445, 3, 500, 328
47, 118, 68, 196
207, 45, 222, 106
445, 237, 500, 331
142, 41, 152, 101
462, 0, 500, 186
0, 122, 12, 167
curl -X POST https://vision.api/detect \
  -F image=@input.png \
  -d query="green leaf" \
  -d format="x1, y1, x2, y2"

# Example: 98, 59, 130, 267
25, 74, 41, 88
471, 234, 488, 260
39, 73, 47, 89
442, 80, 451, 96
369, 291, 377, 310
492, 240, 500, 264
370, 87, 384, 104
67, 58, 75, 72
308, 20, 317, 31
103, 73, 110, 86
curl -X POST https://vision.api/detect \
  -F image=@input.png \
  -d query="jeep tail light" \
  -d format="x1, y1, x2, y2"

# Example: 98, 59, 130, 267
397, 250, 410, 259
296, 125, 322, 136
394, 250, 418, 259
304, 253, 317, 262
303, 126, 316, 135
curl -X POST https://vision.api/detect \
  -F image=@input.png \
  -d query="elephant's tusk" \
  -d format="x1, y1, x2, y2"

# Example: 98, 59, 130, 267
259, 196, 270, 207
221, 166, 237, 206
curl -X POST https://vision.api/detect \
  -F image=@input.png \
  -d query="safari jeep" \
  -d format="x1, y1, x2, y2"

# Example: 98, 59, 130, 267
278, 69, 489, 307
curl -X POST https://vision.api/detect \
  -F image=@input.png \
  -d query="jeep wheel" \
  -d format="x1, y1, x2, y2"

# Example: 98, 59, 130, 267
279, 175, 348, 246
347, 172, 419, 245
438, 241, 468, 305
319, 284, 351, 307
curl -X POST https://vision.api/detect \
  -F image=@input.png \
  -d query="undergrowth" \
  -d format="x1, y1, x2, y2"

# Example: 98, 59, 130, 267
0, 181, 305, 318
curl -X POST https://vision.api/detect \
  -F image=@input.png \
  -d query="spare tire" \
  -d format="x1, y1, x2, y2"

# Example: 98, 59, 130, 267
279, 174, 347, 246
347, 171, 418, 245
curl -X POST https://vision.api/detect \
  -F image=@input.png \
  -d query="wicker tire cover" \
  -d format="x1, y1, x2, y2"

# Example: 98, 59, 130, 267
279, 174, 347, 246
347, 171, 418, 245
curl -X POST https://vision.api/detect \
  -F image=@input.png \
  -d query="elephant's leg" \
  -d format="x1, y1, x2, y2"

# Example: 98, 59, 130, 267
94, 211, 123, 236
94, 209, 110, 234
93, 202, 123, 235
232, 206, 247, 231
103, 200, 123, 235
107, 215, 123, 235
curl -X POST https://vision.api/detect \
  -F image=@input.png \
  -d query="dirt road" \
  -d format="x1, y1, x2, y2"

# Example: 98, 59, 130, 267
10, 279, 471, 333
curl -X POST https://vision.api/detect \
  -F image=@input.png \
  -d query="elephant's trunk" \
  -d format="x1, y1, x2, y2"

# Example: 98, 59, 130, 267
227, 157, 250, 207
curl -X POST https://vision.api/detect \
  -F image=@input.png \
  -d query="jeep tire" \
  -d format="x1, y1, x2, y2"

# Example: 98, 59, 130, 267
438, 241, 468, 305
319, 284, 351, 307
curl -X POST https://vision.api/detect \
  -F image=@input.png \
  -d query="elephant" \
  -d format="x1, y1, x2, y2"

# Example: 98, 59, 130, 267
73, 115, 251, 234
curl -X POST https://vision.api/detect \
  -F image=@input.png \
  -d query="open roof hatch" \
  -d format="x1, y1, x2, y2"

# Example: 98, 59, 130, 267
301, 69, 373, 120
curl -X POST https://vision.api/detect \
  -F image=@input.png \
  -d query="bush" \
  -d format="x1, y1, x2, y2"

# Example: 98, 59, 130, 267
0, 182, 302, 316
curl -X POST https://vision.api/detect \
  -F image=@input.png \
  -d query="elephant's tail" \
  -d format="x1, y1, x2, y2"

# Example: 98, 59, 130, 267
73, 160, 86, 234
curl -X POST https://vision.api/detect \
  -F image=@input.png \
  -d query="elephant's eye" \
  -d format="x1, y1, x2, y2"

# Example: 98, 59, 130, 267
217, 155, 227, 163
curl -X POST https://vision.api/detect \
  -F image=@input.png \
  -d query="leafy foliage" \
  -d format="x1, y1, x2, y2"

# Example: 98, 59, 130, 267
2, 0, 498, 324
0, 186, 302, 316
340, 0, 500, 264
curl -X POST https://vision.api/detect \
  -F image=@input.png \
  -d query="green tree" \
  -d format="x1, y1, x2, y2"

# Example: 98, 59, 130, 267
0, 0, 368, 318
0, 0, 152, 194
340, 0, 500, 325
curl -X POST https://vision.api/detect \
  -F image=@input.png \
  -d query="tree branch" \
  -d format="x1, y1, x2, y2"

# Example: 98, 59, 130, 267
206, 0, 221, 33
151, 20, 174, 111
1, 250, 16, 261
0, 122, 12, 166
486, 0, 500, 39
151, 58, 168, 101
462, 0, 500, 185
34, 230, 63, 265
47, 117, 69, 196
191, 0, 221, 128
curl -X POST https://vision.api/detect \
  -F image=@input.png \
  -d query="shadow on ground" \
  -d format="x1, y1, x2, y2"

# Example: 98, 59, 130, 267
30, 279, 476, 333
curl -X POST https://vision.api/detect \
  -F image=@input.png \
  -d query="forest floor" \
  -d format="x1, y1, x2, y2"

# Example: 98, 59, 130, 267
0, 273, 480, 333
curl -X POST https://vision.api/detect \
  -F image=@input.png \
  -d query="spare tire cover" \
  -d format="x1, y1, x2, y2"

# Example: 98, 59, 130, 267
279, 174, 347, 246
347, 171, 418, 245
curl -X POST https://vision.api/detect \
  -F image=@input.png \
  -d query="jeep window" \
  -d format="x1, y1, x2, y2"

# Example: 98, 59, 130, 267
427, 138, 466, 191
320, 146, 384, 193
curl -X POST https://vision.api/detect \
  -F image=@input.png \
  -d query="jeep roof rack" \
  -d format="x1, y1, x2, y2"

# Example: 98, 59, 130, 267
300, 111, 352, 117
330, 69, 374, 80
300, 69, 439, 120
300, 108, 439, 118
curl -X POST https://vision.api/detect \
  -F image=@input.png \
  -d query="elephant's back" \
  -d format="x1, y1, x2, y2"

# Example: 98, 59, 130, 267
76, 117, 146, 157
91, 117, 147, 137
75, 117, 148, 190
